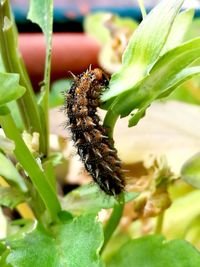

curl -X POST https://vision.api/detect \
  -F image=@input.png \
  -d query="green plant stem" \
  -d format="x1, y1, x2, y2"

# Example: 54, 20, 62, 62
137, 0, 147, 19
0, 109, 61, 221
155, 212, 165, 234
38, 37, 52, 157
103, 109, 119, 139
101, 195, 125, 253
0, 0, 45, 155
101, 109, 123, 252
36, 0, 54, 157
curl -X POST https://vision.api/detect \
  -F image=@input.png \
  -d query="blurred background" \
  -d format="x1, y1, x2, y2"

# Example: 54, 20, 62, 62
10, 0, 200, 89
11, 0, 200, 31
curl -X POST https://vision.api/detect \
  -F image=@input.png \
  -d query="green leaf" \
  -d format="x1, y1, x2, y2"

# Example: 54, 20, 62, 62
106, 235, 200, 267
28, 0, 54, 155
102, 0, 184, 102
0, 186, 26, 209
28, 0, 53, 42
129, 66, 200, 126
185, 19, 200, 41
162, 9, 194, 53
0, 106, 9, 116
84, 12, 137, 44
0, 152, 27, 193
0, 0, 44, 148
3, 214, 104, 267
110, 37, 200, 127
62, 184, 139, 215
0, 242, 6, 256
49, 79, 72, 108
157, 67, 200, 99
181, 153, 200, 189
0, 112, 61, 220
0, 73, 26, 106
166, 77, 200, 105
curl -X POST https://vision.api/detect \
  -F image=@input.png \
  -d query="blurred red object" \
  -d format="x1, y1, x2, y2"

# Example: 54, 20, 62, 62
19, 33, 100, 90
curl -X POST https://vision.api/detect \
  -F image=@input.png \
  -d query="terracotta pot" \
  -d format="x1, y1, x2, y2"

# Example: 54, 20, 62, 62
19, 33, 100, 90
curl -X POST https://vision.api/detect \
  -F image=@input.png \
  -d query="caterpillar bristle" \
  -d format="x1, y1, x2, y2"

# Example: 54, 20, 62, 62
64, 68, 125, 196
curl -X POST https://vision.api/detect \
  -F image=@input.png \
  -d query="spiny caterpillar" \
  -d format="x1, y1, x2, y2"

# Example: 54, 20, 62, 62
64, 68, 125, 196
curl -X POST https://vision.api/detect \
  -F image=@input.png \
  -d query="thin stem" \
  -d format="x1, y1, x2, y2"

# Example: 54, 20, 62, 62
101, 194, 125, 253
155, 212, 165, 234
37, 2, 54, 157
0, 0, 45, 154
137, 0, 147, 19
0, 109, 61, 221
101, 109, 123, 252
103, 109, 119, 139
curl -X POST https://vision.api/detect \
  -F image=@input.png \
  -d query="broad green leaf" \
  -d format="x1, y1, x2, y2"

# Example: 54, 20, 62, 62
62, 184, 139, 215
0, 186, 26, 208
28, 0, 53, 44
49, 79, 72, 108
28, 0, 54, 154
0, 73, 26, 106
106, 235, 200, 267
110, 38, 200, 126
102, 0, 184, 102
3, 214, 104, 267
0, 112, 61, 219
0, 152, 27, 192
157, 67, 200, 99
162, 9, 194, 53
84, 12, 137, 45
129, 66, 200, 126
181, 153, 200, 189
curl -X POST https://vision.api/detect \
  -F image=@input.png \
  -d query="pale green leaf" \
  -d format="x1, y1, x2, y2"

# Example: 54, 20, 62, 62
109, 38, 200, 126
3, 215, 104, 267
28, 0, 53, 43
0, 73, 26, 106
181, 153, 200, 189
106, 235, 200, 267
49, 79, 72, 108
102, 0, 184, 102
157, 67, 200, 99
129, 66, 200, 126
0, 186, 26, 208
162, 9, 194, 53
0, 152, 27, 193
62, 184, 139, 215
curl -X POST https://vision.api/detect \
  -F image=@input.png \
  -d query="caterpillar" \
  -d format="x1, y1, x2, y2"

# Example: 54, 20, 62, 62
64, 68, 125, 196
